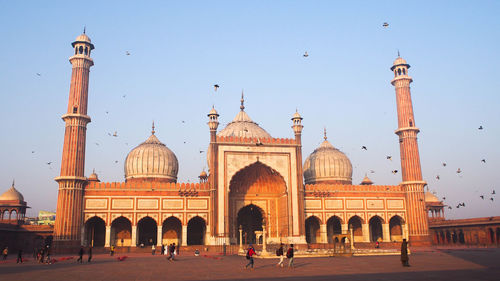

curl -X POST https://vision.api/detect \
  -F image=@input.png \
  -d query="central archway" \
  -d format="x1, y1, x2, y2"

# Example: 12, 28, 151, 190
237, 204, 263, 244
228, 161, 288, 244
137, 217, 157, 246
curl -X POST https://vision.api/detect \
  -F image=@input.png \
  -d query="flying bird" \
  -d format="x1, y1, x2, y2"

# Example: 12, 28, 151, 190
105, 111, 109, 114
95, 142, 99, 146
442, 162, 447, 167
481, 159, 486, 163
361, 146, 367, 150
370, 170, 375, 174
382, 22, 389, 28
115, 160, 118, 163
199, 150, 204, 153
46, 162, 52, 165
392, 170, 398, 174
122, 94, 126, 98
491, 198, 495, 201
492, 190, 496, 195
113, 131, 118, 137
125, 51, 130, 56
456, 168, 462, 174
386, 156, 392, 161
436, 175, 440, 180
442, 197, 446, 201
36, 73, 41, 76
448, 206, 452, 210
213, 84, 219, 91
181, 121, 185, 123
31, 151, 35, 154
480, 195, 484, 199
303, 51, 309, 57
478, 125, 483, 130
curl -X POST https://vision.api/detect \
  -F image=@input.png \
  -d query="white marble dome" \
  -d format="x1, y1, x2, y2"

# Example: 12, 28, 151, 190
0, 183, 24, 201
124, 131, 178, 182
303, 136, 353, 185
217, 94, 272, 139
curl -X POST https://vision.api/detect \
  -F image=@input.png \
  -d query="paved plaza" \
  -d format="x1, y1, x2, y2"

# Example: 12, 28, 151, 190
0, 248, 499, 281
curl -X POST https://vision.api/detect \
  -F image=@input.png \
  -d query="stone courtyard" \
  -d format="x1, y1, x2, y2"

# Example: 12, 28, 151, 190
0, 248, 498, 281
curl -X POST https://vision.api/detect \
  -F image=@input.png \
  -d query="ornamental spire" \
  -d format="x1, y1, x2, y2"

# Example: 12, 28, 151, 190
240, 90, 245, 111
152, 121, 155, 135
324, 127, 327, 140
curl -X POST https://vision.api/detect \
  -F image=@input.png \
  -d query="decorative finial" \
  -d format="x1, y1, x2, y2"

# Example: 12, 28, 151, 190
83, 26, 86, 34
152, 121, 155, 135
92, 168, 96, 174
240, 90, 245, 111
397, 49, 400, 57
12, 179, 15, 187
324, 127, 327, 140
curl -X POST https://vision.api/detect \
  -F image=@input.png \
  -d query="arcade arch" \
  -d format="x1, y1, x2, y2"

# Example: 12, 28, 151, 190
187, 216, 206, 245
163, 216, 181, 246
111, 216, 132, 246
137, 216, 157, 246
84, 216, 105, 247
305, 216, 321, 243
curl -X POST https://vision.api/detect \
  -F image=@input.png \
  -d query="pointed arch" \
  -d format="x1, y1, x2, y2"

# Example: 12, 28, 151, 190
111, 216, 132, 246
137, 216, 157, 246
162, 216, 181, 246
84, 216, 105, 247
389, 215, 404, 242
348, 216, 363, 242
187, 216, 206, 245
369, 216, 383, 242
305, 216, 321, 244
326, 216, 342, 243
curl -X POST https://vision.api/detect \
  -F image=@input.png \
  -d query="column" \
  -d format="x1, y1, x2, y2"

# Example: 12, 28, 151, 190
157, 227, 163, 246
402, 223, 409, 240
239, 226, 243, 251
362, 223, 370, 242
105, 226, 111, 247
182, 224, 188, 246
382, 223, 390, 242
131, 225, 137, 247
320, 224, 327, 243
341, 223, 348, 235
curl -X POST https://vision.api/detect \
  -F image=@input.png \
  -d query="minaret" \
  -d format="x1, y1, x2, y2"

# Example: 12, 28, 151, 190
53, 32, 94, 250
391, 55, 430, 245
291, 110, 306, 239
207, 105, 219, 240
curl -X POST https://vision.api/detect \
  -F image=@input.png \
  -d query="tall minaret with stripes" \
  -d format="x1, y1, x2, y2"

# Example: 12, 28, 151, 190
391, 55, 430, 245
53, 31, 94, 250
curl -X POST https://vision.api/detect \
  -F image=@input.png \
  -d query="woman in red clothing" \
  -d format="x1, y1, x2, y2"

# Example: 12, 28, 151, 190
245, 244, 257, 269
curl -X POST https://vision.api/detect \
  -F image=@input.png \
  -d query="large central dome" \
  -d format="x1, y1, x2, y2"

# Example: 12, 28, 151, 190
124, 127, 178, 182
217, 93, 272, 139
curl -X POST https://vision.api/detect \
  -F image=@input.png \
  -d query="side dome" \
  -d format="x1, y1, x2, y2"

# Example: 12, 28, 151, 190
124, 128, 178, 182
303, 133, 352, 185
0, 182, 24, 202
217, 93, 272, 139
424, 192, 440, 203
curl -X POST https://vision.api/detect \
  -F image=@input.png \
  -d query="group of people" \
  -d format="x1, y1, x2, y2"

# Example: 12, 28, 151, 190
159, 243, 177, 261
77, 246, 93, 263
34, 245, 52, 264
244, 243, 295, 269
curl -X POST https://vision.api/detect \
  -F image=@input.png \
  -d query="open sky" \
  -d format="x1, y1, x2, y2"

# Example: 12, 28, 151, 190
0, 0, 499, 219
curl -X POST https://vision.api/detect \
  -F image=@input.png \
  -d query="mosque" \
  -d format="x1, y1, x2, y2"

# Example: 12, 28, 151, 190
45, 32, 433, 251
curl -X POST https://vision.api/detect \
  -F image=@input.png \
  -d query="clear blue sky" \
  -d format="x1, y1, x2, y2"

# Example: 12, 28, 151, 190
0, 1, 499, 219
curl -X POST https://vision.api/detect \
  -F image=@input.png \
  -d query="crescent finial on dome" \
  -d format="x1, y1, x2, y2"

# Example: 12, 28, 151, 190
240, 90, 245, 111
152, 121, 155, 135
324, 127, 327, 140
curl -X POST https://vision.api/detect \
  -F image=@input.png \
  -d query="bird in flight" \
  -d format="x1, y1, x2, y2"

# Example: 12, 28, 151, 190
456, 168, 462, 174
114, 160, 118, 163
303, 51, 309, 58
113, 131, 118, 137
95, 142, 99, 146
31, 151, 35, 154
480, 195, 484, 199
214, 84, 219, 91
361, 146, 367, 150
382, 22, 389, 28
481, 159, 486, 163
492, 190, 496, 195
478, 125, 483, 130
122, 94, 126, 98
448, 206, 452, 210
491, 198, 495, 201
105, 111, 109, 114
442, 197, 446, 201
125, 51, 130, 56
181, 121, 185, 123
199, 150, 204, 153
370, 170, 375, 173
46, 162, 52, 165
442, 162, 447, 167
386, 156, 392, 161
392, 170, 398, 174
436, 175, 440, 180
36, 73, 41, 76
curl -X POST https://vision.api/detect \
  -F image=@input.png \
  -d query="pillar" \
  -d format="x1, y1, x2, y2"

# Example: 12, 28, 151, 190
105, 226, 111, 247
402, 223, 409, 240
342, 223, 348, 235
382, 223, 390, 242
320, 224, 327, 243
157, 227, 163, 246
362, 223, 370, 242
182, 224, 188, 246
131, 225, 137, 247
239, 226, 243, 251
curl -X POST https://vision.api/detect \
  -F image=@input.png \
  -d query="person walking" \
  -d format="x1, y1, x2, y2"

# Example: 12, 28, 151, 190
161, 244, 165, 255
151, 244, 156, 255
245, 244, 256, 270
16, 249, 23, 263
88, 246, 93, 263
171, 243, 176, 260
45, 245, 51, 264
167, 244, 174, 261
286, 244, 295, 268
2, 247, 8, 260
110, 245, 115, 256
401, 239, 410, 267
276, 243, 284, 267
77, 246, 84, 263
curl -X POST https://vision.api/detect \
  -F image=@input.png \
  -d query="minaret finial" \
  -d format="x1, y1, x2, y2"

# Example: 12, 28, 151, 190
83, 26, 86, 34
152, 121, 155, 135
12, 179, 15, 187
240, 90, 245, 111
397, 49, 400, 57
324, 127, 327, 140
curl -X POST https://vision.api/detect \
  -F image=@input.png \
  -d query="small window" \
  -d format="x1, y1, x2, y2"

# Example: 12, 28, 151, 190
75, 47, 78, 55
398, 69, 401, 75
409, 119, 413, 127
84, 47, 88, 55
403, 68, 406, 75
79, 46, 83, 54
73, 106, 78, 113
